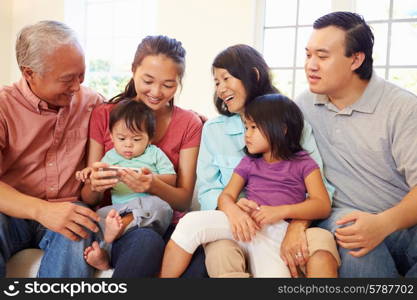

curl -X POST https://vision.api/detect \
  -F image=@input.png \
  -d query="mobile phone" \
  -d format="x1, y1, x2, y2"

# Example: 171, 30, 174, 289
102, 166, 142, 173
99, 166, 142, 179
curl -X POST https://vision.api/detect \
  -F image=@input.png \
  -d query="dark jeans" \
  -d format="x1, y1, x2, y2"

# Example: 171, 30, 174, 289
110, 224, 208, 278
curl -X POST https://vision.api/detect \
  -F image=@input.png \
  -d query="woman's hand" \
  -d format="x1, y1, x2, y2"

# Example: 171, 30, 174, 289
118, 167, 154, 193
89, 162, 118, 192
280, 220, 310, 278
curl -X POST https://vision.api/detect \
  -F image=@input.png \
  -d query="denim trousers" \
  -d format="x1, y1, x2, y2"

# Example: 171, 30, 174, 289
110, 224, 208, 278
0, 213, 95, 278
316, 207, 417, 278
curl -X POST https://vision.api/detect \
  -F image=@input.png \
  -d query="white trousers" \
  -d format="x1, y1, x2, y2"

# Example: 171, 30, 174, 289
171, 210, 291, 277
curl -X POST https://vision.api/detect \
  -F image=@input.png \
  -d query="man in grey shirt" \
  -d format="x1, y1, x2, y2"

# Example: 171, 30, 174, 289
296, 11, 417, 277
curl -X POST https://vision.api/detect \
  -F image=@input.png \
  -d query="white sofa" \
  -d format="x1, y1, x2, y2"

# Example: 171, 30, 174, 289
6, 248, 113, 278
6, 191, 201, 278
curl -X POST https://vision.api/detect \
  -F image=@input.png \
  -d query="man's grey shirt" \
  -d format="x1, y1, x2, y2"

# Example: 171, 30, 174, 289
296, 73, 417, 213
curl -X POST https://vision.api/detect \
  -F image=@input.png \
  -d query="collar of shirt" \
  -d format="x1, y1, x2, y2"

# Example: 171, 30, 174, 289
224, 113, 245, 135
16, 78, 57, 114
223, 114, 246, 151
313, 71, 384, 115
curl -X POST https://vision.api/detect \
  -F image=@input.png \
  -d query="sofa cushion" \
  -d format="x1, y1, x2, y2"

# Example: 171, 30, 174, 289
6, 249, 113, 278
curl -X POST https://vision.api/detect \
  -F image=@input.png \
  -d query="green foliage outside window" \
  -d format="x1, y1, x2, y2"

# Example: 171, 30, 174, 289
87, 59, 130, 100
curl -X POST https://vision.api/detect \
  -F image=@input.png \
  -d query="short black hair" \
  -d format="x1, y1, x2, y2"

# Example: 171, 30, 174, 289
212, 44, 278, 116
109, 99, 155, 139
244, 94, 304, 160
314, 11, 374, 80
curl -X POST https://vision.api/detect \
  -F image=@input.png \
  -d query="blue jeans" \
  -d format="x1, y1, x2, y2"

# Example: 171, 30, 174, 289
110, 224, 208, 278
317, 207, 417, 278
0, 213, 95, 278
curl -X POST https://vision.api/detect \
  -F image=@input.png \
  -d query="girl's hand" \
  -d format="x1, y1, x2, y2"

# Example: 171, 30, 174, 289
236, 198, 259, 213
226, 205, 260, 242
252, 205, 289, 226
89, 162, 118, 192
119, 167, 153, 193
75, 167, 93, 183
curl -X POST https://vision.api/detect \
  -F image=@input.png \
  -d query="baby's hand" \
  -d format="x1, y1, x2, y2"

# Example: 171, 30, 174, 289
76, 167, 93, 183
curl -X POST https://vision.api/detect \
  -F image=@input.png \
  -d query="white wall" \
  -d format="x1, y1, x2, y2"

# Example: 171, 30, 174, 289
157, 0, 258, 117
10, 0, 65, 82
1, 0, 257, 117
1, 0, 65, 86
0, 0, 13, 87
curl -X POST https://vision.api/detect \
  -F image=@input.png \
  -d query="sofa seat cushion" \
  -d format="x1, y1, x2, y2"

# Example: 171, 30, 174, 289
6, 249, 113, 278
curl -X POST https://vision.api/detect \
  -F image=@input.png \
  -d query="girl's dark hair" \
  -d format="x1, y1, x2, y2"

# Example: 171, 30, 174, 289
212, 44, 279, 116
109, 99, 155, 140
244, 94, 304, 160
109, 35, 186, 106
314, 11, 374, 80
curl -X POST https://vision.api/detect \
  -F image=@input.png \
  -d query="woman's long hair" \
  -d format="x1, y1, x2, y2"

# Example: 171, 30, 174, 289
109, 35, 186, 107
212, 44, 279, 116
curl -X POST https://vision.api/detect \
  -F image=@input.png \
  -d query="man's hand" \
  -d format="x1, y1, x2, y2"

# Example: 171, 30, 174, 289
280, 221, 309, 278
37, 201, 100, 241
335, 211, 391, 257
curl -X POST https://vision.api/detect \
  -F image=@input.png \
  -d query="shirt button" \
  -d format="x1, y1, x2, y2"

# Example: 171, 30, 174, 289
50, 187, 55, 191
48, 163, 53, 167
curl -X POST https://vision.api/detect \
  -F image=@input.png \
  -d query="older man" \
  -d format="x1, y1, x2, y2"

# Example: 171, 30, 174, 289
296, 12, 417, 277
0, 21, 103, 277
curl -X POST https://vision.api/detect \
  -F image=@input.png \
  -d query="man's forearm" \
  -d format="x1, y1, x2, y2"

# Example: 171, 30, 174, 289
0, 181, 43, 221
379, 186, 417, 233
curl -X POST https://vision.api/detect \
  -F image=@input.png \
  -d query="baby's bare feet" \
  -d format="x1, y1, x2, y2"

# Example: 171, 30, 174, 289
104, 209, 123, 243
84, 241, 110, 270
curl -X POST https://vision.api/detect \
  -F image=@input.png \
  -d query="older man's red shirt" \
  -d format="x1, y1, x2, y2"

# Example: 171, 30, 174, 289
0, 79, 103, 201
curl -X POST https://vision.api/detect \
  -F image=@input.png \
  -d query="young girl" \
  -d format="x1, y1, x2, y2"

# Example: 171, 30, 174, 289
160, 94, 331, 277
77, 99, 176, 271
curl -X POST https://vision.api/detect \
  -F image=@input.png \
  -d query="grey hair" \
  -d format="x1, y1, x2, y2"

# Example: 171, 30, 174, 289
16, 20, 81, 74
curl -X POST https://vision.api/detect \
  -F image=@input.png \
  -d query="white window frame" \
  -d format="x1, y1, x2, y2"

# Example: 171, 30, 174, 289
65, 0, 157, 98
257, 0, 417, 98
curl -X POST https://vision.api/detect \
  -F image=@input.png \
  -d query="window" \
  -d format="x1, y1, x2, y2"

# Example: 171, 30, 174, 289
65, 0, 157, 99
260, 0, 417, 98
